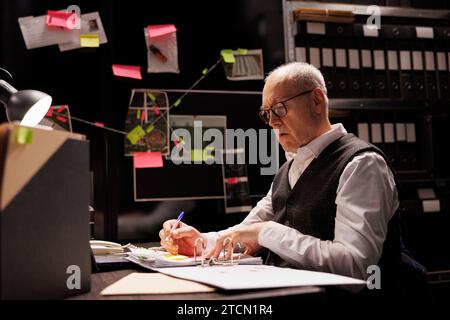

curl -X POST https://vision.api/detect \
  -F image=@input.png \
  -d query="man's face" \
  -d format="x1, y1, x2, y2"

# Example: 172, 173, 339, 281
262, 77, 319, 153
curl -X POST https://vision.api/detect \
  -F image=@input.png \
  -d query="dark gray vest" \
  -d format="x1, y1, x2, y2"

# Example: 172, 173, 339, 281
265, 133, 401, 269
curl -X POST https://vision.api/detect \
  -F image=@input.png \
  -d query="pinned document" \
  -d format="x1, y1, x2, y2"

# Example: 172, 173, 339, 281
221, 49, 264, 81
112, 64, 142, 80
144, 24, 179, 73
127, 125, 146, 144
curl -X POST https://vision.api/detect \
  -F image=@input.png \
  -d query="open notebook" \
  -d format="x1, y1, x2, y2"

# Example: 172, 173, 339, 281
126, 247, 263, 268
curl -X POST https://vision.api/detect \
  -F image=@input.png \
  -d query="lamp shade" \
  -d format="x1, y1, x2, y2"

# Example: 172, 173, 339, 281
0, 80, 52, 127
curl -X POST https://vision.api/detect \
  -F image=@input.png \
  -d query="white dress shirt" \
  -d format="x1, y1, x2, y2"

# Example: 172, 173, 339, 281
204, 123, 399, 280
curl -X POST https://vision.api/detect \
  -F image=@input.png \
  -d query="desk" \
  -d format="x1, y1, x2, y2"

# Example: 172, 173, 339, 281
69, 268, 324, 300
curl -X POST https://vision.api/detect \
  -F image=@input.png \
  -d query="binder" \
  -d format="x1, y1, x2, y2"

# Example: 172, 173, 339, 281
348, 48, 363, 98
321, 47, 336, 98
395, 122, 409, 170
382, 25, 402, 99
383, 122, 397, 167
424, 50, 438, 100
356, 24, 375, 98
410, 28, 428, 100
397, 26, 415, 99
373, 48, 389, 98
435, 27, 450, 100
334, 46, 349, 98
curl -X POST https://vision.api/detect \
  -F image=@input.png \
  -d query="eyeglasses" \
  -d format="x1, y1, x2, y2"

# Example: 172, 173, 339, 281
258, 88, 315, 124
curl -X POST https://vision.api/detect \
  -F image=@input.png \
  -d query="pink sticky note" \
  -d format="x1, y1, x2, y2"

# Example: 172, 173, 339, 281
133, 152, 164, 169
46, 10, 78, 30
141, 110, 146, 121
46, 106, 54, 117
94, 122, 105, 127
112, 64, 142, 80
152, 104, 160, 115
56, 116, 67, 123
147, 24, 177, 38
57, 106, 66, 113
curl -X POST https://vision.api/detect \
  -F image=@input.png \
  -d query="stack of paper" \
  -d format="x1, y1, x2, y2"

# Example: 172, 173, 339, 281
127, 247, 263, 268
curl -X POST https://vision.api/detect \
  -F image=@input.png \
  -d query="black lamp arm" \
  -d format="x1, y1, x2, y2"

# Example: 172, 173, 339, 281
0, 80, 17, 105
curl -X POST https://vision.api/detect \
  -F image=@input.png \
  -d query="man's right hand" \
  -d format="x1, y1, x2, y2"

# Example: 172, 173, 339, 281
159, 220, 206, 256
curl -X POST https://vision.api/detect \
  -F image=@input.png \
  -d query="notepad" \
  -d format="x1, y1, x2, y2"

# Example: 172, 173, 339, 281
100, 272, 215, 295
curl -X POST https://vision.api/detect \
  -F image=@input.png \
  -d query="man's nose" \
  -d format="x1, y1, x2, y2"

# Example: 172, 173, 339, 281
268, 111, 281, 128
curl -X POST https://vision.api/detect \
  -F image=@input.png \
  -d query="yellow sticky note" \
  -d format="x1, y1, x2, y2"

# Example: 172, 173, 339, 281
147, 93, 156, 102
16, 127, 33, 145
80, 34, 99, 47
202, 68, 209, 75
220, 49, 235, 63
237, 48, 248, 55
127, 125, 146, 144
137, 109, 141, 119
146, 125, 155, 133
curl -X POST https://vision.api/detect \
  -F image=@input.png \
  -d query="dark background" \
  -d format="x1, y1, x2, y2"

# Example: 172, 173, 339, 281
0, 0, 285, 241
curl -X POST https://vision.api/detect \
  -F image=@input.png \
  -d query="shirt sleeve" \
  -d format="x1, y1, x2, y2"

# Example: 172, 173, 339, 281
258, 152, 399, 280
203, 184, 275, 252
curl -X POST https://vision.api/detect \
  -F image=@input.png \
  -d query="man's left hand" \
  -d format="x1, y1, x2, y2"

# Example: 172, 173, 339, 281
206, 222, 268, 259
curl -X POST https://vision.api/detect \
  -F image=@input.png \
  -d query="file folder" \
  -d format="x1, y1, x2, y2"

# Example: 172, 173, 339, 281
334, 46, 349, 98
382, 25, 402, 99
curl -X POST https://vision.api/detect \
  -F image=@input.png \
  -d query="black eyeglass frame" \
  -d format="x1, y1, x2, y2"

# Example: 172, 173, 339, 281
258, 88, 315, 124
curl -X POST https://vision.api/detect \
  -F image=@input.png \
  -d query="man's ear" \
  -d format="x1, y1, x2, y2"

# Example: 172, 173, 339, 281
313, 87, 325, 106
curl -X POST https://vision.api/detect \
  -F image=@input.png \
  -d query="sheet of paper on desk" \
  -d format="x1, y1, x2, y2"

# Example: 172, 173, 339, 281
155, 265, 366, 290
100, 272, 215, 295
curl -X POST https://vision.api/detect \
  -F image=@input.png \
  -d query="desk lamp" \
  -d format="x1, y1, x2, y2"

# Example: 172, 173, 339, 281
0, 68, 52, 127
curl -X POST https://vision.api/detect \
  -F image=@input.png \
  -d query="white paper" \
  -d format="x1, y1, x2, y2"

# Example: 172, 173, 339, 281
422, 200, 440, 213
416, 27, 434, 39
371, 123, 383, 143
59, 12, 108, 51
18, 15, 79, 49
322, 48, 333, 67
309, 47, 321, 68
400, 51, 412, 70
348, 49, 360, 70
417, 188, 436, 200
361, 50, 372, 68
437, 52, 447, 71
335, 49, 347, 68
357, 123, 370, 143
155, 265, 366, 291
396, 123, 406, 141
296, 47, 307, 63
374, 50, 386, 70
306, 22, 326, 35
425, 51, 436, 71
387, 51, 399, 71
384, 123, 395, 143
412, 51, 423, 71
406, 123, 416, 142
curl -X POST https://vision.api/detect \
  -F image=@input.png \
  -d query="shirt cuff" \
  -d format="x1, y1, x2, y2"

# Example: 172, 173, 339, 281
203, 231, 220, 253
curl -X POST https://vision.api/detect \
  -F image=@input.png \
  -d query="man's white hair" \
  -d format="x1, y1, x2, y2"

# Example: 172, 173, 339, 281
265, 62, 328, 95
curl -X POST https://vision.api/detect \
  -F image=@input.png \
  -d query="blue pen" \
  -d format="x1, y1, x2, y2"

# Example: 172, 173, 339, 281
165, 211, 184, 242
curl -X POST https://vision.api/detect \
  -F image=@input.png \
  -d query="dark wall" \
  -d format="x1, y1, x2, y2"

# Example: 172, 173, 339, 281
0, 0, 285, 240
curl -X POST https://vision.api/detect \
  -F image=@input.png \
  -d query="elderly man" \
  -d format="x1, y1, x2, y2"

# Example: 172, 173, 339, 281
159, 62, 427, 296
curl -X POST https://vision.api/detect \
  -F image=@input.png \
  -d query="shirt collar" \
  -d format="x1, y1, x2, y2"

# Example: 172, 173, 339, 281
285, 123, 347, 161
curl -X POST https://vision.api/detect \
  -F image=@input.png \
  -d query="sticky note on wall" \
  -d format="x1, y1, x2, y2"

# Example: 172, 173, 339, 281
127, 125, 146, 144
147, 24, 177, 38
112, 64, 142, 80
46, 10, 78, 30
221, 49, 236, 63
133, 152, 164, 168
80, 34, 99, 47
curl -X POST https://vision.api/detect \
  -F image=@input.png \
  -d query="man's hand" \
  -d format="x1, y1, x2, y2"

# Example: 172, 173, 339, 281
206, 222, 268, 260
159, 220, 206, 256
